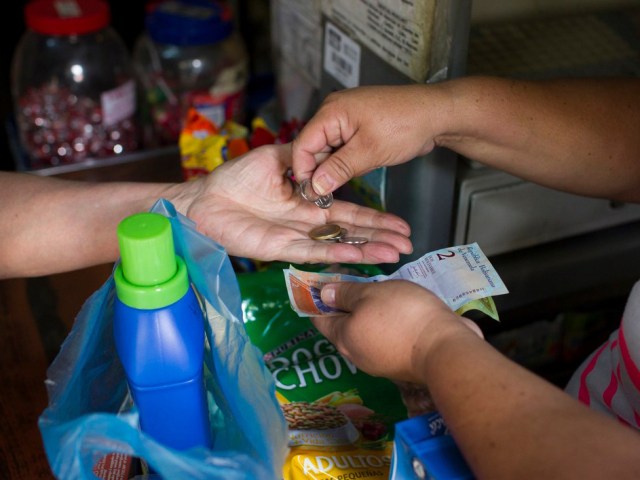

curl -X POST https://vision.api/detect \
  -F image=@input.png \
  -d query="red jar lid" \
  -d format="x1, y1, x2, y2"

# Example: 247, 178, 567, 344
25, 0, 110, 36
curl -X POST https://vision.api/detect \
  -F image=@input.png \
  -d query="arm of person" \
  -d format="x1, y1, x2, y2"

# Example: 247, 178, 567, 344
312, 280, 640, 479
0, 144, 412, 279
292, 76, 640, 203
0, 172, 173, 278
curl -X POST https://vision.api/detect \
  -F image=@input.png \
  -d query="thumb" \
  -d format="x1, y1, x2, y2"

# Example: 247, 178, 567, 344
321, 281, 368, 311
311, 143, 367, 196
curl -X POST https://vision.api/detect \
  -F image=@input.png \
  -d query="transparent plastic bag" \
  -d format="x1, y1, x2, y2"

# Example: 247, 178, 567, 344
38, 199, 288, 479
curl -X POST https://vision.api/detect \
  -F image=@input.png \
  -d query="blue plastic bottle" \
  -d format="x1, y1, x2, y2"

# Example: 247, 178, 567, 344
113, 212, 212, 450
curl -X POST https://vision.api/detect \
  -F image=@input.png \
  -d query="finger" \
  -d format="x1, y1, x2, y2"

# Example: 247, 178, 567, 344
267, 233, 401, 264
310, 140, 373, 196
461, 318, 485, 339
314, 224, 412, 257
361, 233, 412, 256
320, 281, 373, 312
291, 125, 338, 182
326, 200, 412, 237
309, 313, 356, 362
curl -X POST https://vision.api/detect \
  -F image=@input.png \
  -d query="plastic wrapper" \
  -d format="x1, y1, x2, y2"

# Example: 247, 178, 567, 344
38, 199, 288, 479
179, 108, 250, 180
239, 265, 438, 480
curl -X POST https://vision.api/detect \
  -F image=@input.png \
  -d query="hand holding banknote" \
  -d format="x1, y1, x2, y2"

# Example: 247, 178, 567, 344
310, 279, 485, 383
284, 243, 508, 320
284, 243, 507, 399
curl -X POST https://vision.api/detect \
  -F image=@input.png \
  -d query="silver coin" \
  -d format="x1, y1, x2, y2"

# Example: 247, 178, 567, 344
300, 179, 334, 209
339, 236, 369, 245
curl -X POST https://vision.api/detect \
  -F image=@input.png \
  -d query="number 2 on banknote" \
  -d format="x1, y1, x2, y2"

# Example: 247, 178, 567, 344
436, 250, 455, 261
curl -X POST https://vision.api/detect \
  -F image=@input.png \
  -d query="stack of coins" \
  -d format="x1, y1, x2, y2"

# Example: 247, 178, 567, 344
308, 224, 368, 245
299, 179, 333, 209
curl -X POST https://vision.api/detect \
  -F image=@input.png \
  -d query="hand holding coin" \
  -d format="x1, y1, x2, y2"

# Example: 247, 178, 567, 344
299, 179, 334, 209
185, 144, 412, 265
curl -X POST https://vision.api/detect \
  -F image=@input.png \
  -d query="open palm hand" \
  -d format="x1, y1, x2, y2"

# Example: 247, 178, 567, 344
183, 144, 413, 264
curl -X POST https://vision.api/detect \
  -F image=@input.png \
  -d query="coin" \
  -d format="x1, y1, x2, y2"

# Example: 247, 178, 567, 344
339, 236, 369, 245
300, 179, 334, 209
319, 228, 348, 242
309, 224, 342, 240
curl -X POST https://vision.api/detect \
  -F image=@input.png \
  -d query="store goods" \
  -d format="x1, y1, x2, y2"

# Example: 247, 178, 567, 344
133, 0, 249, 147
113, 212, 211, 450
38, 200, 288, 479
11, 0, 138, 168
239, 265, 429, 480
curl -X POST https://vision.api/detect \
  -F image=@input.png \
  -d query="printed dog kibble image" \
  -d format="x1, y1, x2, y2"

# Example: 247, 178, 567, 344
282, 402, 349, 430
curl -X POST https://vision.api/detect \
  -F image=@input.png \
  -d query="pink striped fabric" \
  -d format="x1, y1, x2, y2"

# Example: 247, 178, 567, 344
566, 281, 640, 428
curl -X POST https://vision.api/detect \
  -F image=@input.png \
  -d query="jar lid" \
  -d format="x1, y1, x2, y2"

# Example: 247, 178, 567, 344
145, 0, 234, 46
25, 0, 110, 36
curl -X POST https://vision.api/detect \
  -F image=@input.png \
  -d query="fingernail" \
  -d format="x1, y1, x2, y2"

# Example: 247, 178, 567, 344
321, 284, 336, 306
313, 173, 335, 196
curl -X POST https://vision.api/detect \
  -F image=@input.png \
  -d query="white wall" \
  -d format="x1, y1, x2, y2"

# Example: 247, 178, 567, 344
471, 0, 640, 24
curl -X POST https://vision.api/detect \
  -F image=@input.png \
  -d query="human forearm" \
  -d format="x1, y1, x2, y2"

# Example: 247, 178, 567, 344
0, 145, 412, 278
419, 329, 640, 479
0, 173, 184, 278
435, 76, 640, 202
293, 76, 640, 201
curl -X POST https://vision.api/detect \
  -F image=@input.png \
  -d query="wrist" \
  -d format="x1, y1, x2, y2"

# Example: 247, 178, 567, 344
159, 180, 203, 217
411, 313, 483, 382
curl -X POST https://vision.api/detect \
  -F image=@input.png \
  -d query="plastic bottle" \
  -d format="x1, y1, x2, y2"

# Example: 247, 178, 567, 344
132, 0, 249, 146
113, 212, 212, 450
10, 0, 138, 169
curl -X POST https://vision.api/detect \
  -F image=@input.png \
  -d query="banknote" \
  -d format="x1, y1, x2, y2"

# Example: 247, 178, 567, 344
283, 243, 508, 318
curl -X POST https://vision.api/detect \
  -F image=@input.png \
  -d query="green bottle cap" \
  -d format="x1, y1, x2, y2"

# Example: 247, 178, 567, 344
114, 212, 189, 310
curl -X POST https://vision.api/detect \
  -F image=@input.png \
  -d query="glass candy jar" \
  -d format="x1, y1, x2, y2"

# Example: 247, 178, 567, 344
11, 0, 139, 168
133, 0, 249, 146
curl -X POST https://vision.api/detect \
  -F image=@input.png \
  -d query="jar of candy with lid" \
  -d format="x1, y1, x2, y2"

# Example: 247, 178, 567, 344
10, 0, 138, 169
133, 0, 249, 146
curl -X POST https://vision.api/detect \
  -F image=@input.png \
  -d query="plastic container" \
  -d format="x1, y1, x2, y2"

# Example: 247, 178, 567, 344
133, 0, 249, 146
391, 412, 474, 480
10, 0, 138, 169
113, 212, 212, 451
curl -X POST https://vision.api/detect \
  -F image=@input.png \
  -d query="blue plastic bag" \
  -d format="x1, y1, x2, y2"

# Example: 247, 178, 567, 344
38, 199, 289, 479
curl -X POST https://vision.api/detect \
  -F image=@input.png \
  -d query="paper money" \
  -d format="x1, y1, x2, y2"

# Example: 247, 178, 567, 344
283, 243, 508, 318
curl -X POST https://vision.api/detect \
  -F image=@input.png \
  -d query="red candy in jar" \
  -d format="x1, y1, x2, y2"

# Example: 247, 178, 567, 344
11, 0, 139, 169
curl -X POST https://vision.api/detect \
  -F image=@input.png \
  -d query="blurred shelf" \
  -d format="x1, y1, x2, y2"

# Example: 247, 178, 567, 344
25, 146, 183, 183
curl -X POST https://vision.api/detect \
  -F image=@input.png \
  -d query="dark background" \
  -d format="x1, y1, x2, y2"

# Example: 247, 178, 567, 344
1, 1, 151, 171
0, 0, 273, 172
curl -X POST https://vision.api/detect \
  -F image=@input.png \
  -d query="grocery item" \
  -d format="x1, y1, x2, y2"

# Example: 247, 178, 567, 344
11, 0, 138, 168
239, 266, 427, 480
133, 0, 249, 147
113, 212, 211, 450
178, 107, 249, 180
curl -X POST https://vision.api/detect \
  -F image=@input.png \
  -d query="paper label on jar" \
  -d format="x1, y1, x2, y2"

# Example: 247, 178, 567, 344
101, 80, 136, 126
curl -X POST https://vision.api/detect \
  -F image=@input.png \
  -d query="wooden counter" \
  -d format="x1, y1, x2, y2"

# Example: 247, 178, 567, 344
0, 264, 114, 479
2, 146, 184, 478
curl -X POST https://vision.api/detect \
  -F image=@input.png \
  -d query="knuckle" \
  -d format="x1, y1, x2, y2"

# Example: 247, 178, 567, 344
328, 153, 356, 179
